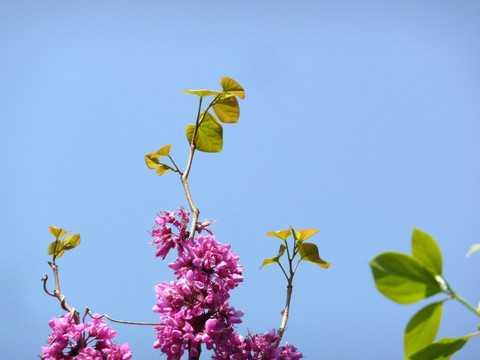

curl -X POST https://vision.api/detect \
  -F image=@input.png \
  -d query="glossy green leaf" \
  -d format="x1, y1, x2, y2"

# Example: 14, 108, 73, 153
156, 163, 171, 176
213, 95, 240, 123
412, 227, 442, 275
292, 228, 320, 243
49, 226, 71, 239
63, 234, 81, 248
369, 252, 443, 304
260, 245, 287, 269
410, 336, 472, 360
180, 89, 221, 97
266, 228, 292, 241
466, 243, 480, 258
298, 242, 330, 268
405, 301, 443, 359
185, 112, 223, 153
220, 77, 245, 99
145, 153, 160, 169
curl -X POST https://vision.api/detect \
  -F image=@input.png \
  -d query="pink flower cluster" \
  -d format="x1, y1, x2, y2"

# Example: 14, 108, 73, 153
41, 313, 132, 360
151, 208, 303, 360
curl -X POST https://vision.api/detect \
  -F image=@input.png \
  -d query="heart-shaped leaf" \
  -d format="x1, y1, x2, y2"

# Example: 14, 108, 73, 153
220, 77, 245, 99
186, 112, 223, 153
213, 95, 240, 123
298, 242, 330, 268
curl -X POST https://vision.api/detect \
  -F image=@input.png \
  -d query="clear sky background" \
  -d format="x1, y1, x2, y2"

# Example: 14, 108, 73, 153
1, 1, 479, 359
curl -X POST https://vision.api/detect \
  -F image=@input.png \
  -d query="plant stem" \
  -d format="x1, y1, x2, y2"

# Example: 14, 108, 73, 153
278, 282, 293, 339
46, 261, 80, 324
451, 292, 480, 317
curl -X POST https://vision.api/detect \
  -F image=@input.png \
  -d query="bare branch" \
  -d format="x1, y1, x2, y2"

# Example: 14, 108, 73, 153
85, 307, 161, 326
278, 283, 293, 339
45, 261, 80, 324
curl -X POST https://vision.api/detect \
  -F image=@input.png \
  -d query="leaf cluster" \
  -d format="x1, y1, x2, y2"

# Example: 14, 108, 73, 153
145, 77, 245, 177
369, 227, 479, 359
47, 226, 81, 260
261, 227, 330, 280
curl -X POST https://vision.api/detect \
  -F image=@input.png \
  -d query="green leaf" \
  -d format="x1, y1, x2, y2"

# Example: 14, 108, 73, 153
185, 112, 223, 153
213, 95, 240, 123
369, 252, 443, 304
260, 245, 287, 269
405, 301, 443, 359
180, 89, 221, 97
298, 242, 330, 268
156, 163, 171, 176
63, 234, 81, 249
466, 243, 480, 258
49, 226, 71, 239
410, 336, 472, 360
292, 228, 320, 243
266, 228, 292, 241
145, 153, 160, 169
412, 227, 442, 275
220, 77, 245, 99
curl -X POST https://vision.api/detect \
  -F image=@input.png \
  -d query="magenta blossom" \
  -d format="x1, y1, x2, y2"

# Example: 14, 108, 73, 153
151, 208, 303, 360
41, 313, 132, 360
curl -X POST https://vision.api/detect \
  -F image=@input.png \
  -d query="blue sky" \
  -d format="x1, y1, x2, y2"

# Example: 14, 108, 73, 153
1, 1, 479, 359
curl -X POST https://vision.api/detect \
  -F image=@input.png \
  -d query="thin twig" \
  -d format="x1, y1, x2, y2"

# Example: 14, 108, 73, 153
41, 275, 55, 297
85, 308, 161, 326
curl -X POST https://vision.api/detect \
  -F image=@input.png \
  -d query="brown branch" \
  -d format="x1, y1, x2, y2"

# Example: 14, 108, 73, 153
44, 261, 80, 324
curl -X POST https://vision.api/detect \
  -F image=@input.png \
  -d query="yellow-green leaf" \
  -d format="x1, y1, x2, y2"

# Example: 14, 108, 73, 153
292, 228, 320, 243
266, 228, 292, 241
298, 242, 330, 268
220, 77, 245, 99
213, 95, 240, 123
180, 89, 221, 97
156, 163, 171, 176
47, 240, 64, 256
49, 226, 71, 239
156, 144, 172, 156
260, 245, 287, 269
185, 112, 223, 153
145, 153, 160, 169
63, 234, 81, 248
